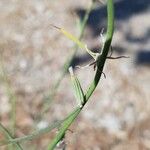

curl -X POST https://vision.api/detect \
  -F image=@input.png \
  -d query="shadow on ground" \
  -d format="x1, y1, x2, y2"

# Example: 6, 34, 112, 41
73, 0, 150, 67
76, 0, 150, 36
136, 51, 150, 66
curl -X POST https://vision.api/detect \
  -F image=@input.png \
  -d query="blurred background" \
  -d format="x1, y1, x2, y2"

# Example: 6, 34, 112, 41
0, 0, 150, 149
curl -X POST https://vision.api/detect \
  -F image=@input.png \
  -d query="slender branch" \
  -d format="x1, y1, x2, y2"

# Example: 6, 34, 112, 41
85, 0, 114, 100
0, 1, 114, 149
47, 0, 114, 149
0, 109, 81, 146
0, 123, 23, 150
0, 55, 17, 150
47, 107, 81, 150
41, 0, 96, 114
0, 120, 64, 146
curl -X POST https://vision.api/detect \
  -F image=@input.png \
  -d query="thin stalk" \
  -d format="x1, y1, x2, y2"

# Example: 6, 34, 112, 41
0, 109, 80, 146
41, 0, 96, 114
0, 1, 114, 149
0, 120, 63, 146
85, 0, 114, 100
0, 123, 23, 150
0, 56, 17, 150
47, 0, 114, 149
47, 107, 81, 150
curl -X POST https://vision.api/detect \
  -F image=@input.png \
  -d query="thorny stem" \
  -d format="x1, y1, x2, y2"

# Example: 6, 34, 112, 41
47, 0, 114, 149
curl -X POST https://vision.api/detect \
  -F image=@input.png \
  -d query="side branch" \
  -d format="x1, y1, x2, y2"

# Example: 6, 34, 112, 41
47, 0, 114, 149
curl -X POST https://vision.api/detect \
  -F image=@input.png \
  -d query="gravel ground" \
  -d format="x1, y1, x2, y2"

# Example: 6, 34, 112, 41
0, 0, 150, 149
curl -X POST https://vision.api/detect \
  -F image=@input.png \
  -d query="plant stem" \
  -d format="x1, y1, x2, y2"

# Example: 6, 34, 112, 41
0, 56, 17, 150
41, 0, 95, 114
85, 0, 114, 100
47, 107, 81, 150
0, 123, 23, 150
47, 0, 114, 149
0, 120, 63, 146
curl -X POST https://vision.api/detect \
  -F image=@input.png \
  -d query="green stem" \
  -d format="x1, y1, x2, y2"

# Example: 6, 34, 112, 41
41, 0, 95, 114
0, 120, 63, 146
85, 0, 114, 100
47, 0, 114, 149
0, 123, 23, 150
0, 56, 17, 150
47, 107, 81, 150
0, 1, 114, 149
